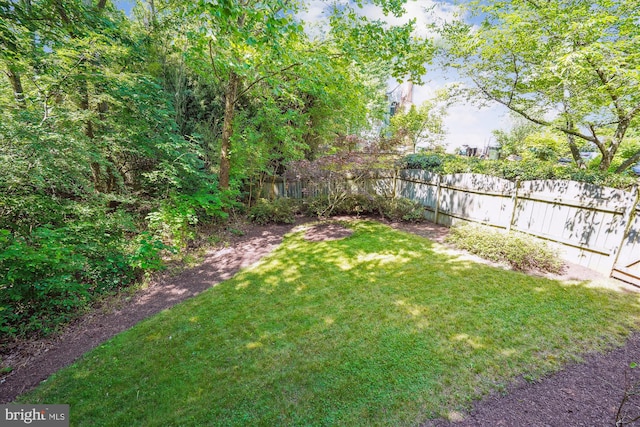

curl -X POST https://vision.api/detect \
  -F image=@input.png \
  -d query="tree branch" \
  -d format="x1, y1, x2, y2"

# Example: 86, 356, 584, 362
508, 53, 519, 108
208, 40, 221, 81
54, 0, 71, 26
234, 62, 302, 102
624, 102, 640, 124
45, 54, 86, 102
472, 77, 600, 145
615, 150, 640, 173
587, 124, 606, 154
585, 56, 625, 120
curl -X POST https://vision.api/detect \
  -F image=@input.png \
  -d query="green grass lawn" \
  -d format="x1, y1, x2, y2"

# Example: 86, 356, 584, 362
19, 221, 640, 426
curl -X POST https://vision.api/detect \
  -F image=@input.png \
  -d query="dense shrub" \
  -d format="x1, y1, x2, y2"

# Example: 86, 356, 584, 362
445, 223, 563, 273
335, 194, 379, 216
249, 198, 299, 225
0, 174, 236, 340
378, 197, 426, 222
0, 227, 89, 336
303, 193, 380, 217
402, 153, 445, 170
0, 216, 168, 338
303, 195, 337, 217
147, 185, 232, 249
303, 194, 425, 222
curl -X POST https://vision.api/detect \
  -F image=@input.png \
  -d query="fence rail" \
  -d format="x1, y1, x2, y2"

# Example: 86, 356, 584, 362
271, 170, 640, 280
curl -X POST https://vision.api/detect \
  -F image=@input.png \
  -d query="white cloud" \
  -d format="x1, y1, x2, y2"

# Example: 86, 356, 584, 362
357, 0, 459, 38
443, 104, 509, 151
296, 0, 460, 39
298, 0, 329, 25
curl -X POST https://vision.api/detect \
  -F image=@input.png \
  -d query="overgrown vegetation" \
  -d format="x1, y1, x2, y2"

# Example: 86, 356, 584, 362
0, 224, 132, 336
248, 193, 426, 225
19, 222, 640, 425
446, 223, 563, 273
301, 194, 425, 222
249, 198, 299, 225
441, 0, 640, 172
2, 0, 638, 352
303, 194, 378, 218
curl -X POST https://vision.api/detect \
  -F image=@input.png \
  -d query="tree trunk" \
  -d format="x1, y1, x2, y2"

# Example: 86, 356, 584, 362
566, 134, 584, 168
219, 70, 240, 191
5, 66, 25, 108
599, 149, 613, 171
79, 78, 104, 192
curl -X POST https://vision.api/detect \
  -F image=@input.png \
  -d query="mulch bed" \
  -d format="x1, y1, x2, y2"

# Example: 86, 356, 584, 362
2, 217, 640, 426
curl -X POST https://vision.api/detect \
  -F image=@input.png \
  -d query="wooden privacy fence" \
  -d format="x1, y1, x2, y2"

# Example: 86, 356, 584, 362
272, 170, 640, 281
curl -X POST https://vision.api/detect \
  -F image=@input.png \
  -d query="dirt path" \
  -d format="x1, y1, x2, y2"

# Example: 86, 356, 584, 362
2, 218, 640, 426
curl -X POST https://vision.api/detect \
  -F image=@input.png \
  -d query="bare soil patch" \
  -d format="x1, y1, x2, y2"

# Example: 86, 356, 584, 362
303, 221, 354, 242
2, 217, 640, 427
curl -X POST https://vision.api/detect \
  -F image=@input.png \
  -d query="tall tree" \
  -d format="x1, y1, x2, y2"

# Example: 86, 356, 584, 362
184, 0, 305, 190
0, 0, 207, 211
442, 0, 640, 172
183, 0, 433, 190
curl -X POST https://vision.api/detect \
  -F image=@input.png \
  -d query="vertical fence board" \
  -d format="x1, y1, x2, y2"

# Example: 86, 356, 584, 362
617, 213, 640, 268
510, 180, 636, 273
436, 174, 515, 228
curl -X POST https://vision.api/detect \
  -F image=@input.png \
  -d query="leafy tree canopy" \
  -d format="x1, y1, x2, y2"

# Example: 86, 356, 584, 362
441, 0, 640, 172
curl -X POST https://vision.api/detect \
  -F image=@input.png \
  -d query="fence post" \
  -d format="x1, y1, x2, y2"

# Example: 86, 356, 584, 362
434, 174, 442, 225
393, 169, 398, 199
610, 185, 639, 275
507, 178, 521, 232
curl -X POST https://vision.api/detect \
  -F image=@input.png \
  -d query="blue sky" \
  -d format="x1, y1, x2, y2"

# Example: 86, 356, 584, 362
114, 0, 509, 152
115, 0, 134, 15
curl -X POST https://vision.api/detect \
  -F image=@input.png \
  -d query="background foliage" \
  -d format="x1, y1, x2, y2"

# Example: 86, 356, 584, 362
399, 153, 639, 189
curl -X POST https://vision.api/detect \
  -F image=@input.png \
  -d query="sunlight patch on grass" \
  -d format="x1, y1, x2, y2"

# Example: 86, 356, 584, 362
354, 251, 415, 268
452, 333, 486, 350
447, 411, 466, 422
246, 341, 263, 350
501, 348, 517, 357
234, 280, 250, 290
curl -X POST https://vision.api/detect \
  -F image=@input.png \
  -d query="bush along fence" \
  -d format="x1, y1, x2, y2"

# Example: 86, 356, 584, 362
271, 170, 640, 284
